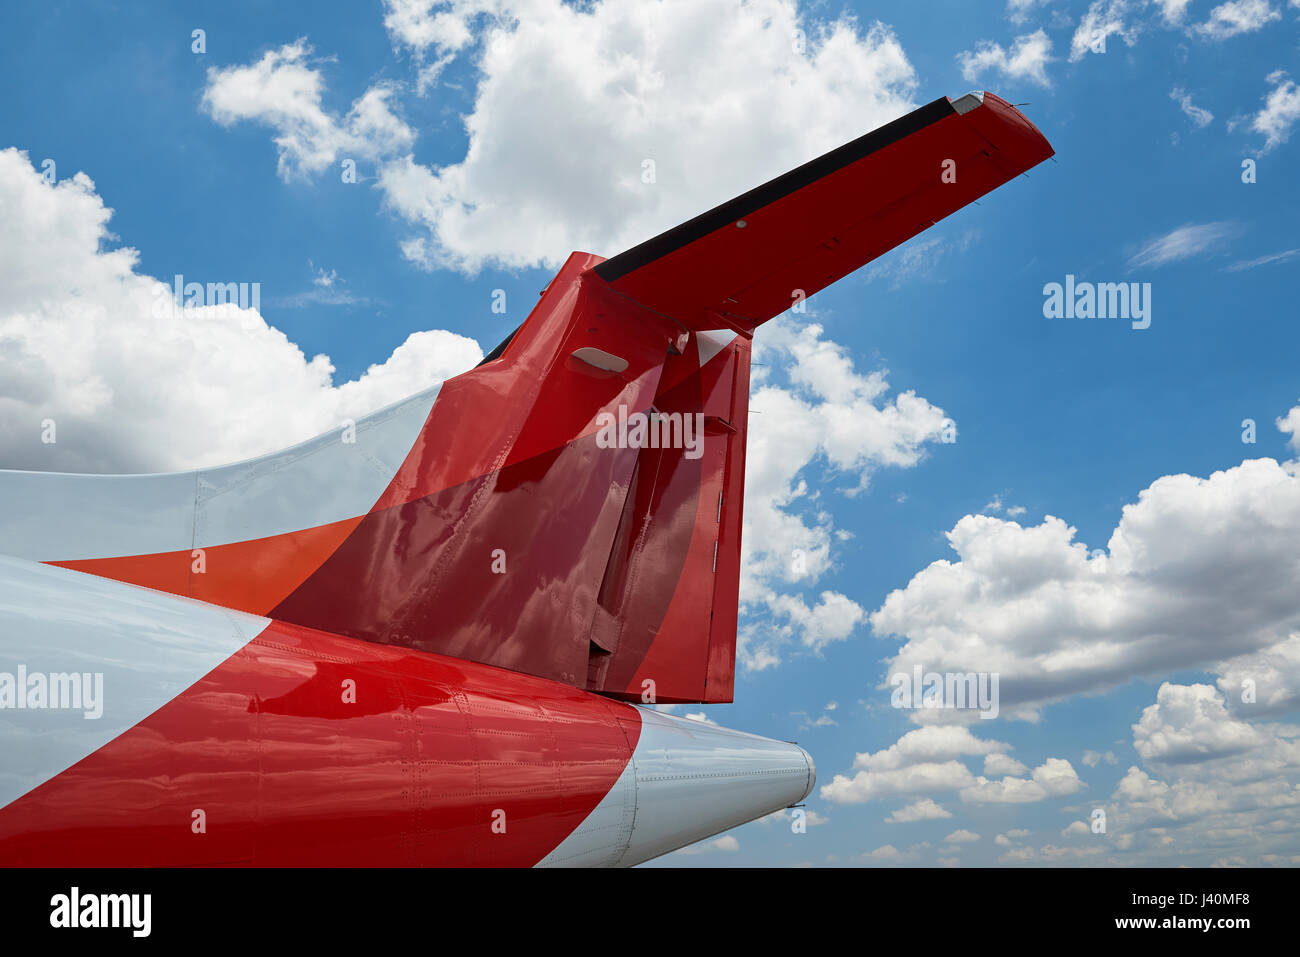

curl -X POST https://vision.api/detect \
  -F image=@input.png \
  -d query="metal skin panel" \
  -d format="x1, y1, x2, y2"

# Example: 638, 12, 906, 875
0, 555, 268, 813
539, 708, 815, 867
0, 384, 439, 561
616, 709, 814, 866
535, 754, 638, 867
0, 557, 813, 867
590, 92, 1055, 334
0, 557, 640, 865
267, 258, 685, 686
613, 338, 742, 702
0, 469, 197, 563
29, 387, 441, 613
367, 254, 679, 511
191, 387, 436, 548
705, 336, 751, 702
580, 332, 746, 702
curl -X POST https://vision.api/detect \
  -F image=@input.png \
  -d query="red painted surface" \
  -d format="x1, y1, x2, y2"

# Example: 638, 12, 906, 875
269, 259, 691, 690
0, 618, 641, 867
705, 337, 751, 702
592, 93, 1055, 332
599, 340, 738, 702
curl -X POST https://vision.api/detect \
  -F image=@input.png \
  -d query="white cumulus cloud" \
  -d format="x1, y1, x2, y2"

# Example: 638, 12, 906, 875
1154, 0, 1196, 23
368, 0, 923, 272
736, 317, 952, 670
957, 30, 1054, 88
201, 39, 415, 179
1191, 0, 1281, 40
1251, 71, 1300, 151
0, 149, 481, 474
871, 441, 1300, 715
885, 798, 953, 823
1133, 682, 1265, 763
1069, 0, 1142, 62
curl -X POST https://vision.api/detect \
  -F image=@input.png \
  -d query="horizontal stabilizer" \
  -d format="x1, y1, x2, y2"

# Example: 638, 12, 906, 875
590, 92, 1054, 334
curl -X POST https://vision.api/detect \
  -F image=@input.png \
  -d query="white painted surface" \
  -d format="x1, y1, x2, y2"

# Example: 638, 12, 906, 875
696, 329, 738, 367
0, 555, 269, 809
0, 385, 439, 561
538, 706, 815, 867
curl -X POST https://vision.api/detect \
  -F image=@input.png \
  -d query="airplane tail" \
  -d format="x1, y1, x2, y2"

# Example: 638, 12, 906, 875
264, 254, 753, 703
0, 92, 1052, 704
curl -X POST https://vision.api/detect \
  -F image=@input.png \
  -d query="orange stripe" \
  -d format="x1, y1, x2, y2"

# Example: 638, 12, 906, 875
50, 515, 362, 615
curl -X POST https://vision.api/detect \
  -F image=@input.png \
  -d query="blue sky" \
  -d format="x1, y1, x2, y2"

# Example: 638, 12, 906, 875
3, 0, 1300, 867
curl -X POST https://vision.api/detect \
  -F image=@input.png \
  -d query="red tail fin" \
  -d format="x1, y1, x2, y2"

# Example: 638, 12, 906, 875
270, 252, 750, 701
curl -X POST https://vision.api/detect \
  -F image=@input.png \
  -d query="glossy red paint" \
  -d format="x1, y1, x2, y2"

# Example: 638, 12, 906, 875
597, 337, 745, 702
264, 251, 760, 701
591, 93, 1055, 332
373, 253, 678, 508
705, 337, 751, 702
0, 617, 641, 867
